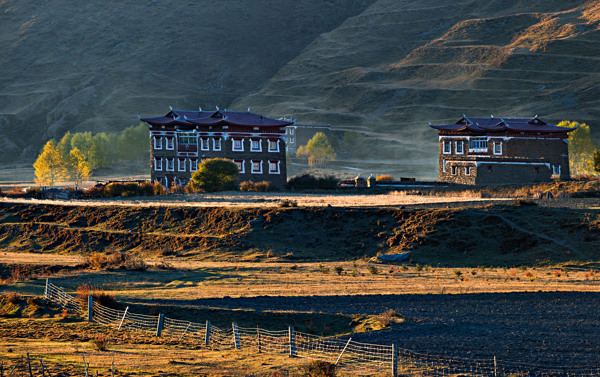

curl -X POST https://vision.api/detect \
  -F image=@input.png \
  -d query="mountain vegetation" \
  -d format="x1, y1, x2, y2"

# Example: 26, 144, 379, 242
2, 0, 600, 174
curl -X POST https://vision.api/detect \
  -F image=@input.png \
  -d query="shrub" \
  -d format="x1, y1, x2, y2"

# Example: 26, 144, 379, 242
92, 334, 109, 351
6, 292, 21, 305
375, 174, 393, 181
302, 360, 336, 377
76, 284, 116, 309
278, 199, 298, 208
286, 174, 338, 190
454, 270, 462, 278
367, 265, 378, 275
153, 181, 166, 195
334, 266, 344, 275
240, 180, 272, 192
319, 264, 330, 274
189, 158, 239, 192
375, 309, 400, 327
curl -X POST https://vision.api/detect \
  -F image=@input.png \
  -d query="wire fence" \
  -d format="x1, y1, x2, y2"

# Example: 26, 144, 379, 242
45, 280, 600, 376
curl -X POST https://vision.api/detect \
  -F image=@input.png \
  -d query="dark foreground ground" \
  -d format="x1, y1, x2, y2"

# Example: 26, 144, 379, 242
146, 291, 600, 368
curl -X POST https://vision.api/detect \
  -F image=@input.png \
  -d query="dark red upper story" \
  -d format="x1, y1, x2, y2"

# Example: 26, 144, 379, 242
429, 116, 576, 135
140, 109, 294, 130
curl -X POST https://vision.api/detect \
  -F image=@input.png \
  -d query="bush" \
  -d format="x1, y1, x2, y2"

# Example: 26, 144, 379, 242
367, 265, 378, 275
319, 264, 330, 274
334, 266, 344, 275
302, 360, 336, 377
376, 174, 393, 181
286, 174, 338, 190
375, 309, 400, 327
240, 180, 272, 192
84, 252, 147, 271
92, 334, 109, 351
76, 284, 116, 309
153, 181, 166, 195
278, 199, 298, 208
189, 158, 239, 192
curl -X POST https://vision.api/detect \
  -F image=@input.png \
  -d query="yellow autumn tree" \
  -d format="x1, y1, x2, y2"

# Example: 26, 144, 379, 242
305, 132, 336, 166
33, 140, 69, 186
68, 148, 92, 189
558, 121, 598, 176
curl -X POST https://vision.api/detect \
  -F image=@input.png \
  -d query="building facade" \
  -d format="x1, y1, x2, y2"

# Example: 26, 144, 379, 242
429, 116, 575, 185
140, 108, 293, 188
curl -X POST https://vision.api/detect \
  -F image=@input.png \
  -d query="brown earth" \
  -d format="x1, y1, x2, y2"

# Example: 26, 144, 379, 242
0, 200, 599, 266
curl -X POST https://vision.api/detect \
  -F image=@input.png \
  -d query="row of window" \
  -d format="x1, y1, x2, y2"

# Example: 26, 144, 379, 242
445, 164, 562, 176
447, 165, 471, 176
154, 157, 280, 174
442, 139, 502, 155
153, 135, 280, 152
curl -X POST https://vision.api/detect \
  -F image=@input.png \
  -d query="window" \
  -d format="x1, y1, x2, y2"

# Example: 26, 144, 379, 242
190, 159, 198, 172
154, 157, 163, 171
469, 137, 487, 152
213, 138, 221, 151
465, 166, 471, 175
251, 160, 262, 174
166, 158, 174, 171
166, 137, 175, 150
552, 165, 561, 175
455, 141, 464, 154
233, 139, 243, 151
178, 158, 186, 172
443, 140, 452, 154
250, 139, 261, 152
269, 160, 280, 174
154, 136, 163, 150
451, 166, 457, 175
234, 160, 245, 173
493, 142, 502, 155
178, 132, 197, 145
268, 139, 279, 152
200, 138, 209, 151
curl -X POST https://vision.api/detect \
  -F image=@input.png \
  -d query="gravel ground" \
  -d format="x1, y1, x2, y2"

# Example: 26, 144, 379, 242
159, 291, 600, 367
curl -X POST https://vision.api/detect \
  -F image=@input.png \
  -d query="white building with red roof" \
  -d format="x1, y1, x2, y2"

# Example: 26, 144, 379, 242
140, 108, 293, 188
429, 116, 576, 185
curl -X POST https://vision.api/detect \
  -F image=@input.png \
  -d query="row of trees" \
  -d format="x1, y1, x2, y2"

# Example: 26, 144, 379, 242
34, 124, 149, 187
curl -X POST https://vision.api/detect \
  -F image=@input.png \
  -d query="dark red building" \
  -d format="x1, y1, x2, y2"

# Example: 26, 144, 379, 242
429, 116, 576, 185
140, 108, 293, 188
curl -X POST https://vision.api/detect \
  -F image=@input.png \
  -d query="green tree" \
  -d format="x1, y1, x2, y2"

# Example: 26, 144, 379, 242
33, 140, 69, 186
305, 132, 336, 166
57, 132, 73, 160
188, 158, 239, 192
71, 131, 93, 163
558, 121, 598, 175
89, 132, 109, 168
594, 149, 600, 173
68, 148, 92, 189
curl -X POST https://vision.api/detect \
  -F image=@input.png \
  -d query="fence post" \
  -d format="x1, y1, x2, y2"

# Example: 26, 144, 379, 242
494, 356, 497, 377
257, 326, 261, 353
335, 338, 352, 365
87, 295, 93, 322
232, 323, 241, 349
118, 306, 129, 330
392, 343, 398, 377
156, 313, 164, 337
288, 326, 296, 357
45, 279, 50, 299
205, 321, 211, 346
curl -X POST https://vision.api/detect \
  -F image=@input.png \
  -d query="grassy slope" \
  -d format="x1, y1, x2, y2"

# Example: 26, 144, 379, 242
233, 0, 600, 165
0, 202, 598, 266
0, 0, 375, 162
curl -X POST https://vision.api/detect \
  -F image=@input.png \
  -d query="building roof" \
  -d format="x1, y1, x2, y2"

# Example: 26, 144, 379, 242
429, 116, 576, 134
140, 109, 294, 128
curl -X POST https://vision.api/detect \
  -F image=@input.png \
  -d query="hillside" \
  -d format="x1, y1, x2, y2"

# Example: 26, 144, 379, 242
2, 0, 600, 178
0, 202, 598, 266
233, 0, 600, 167
0, 0, 374, 162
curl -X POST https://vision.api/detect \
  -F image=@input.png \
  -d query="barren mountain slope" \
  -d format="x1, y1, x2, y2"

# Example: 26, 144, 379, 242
233, 0, 600, 162
0, 0, 375, 162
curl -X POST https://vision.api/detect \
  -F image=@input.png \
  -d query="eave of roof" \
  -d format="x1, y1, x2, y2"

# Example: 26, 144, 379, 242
429, 116, 575, 133
141, 109, 294, 128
